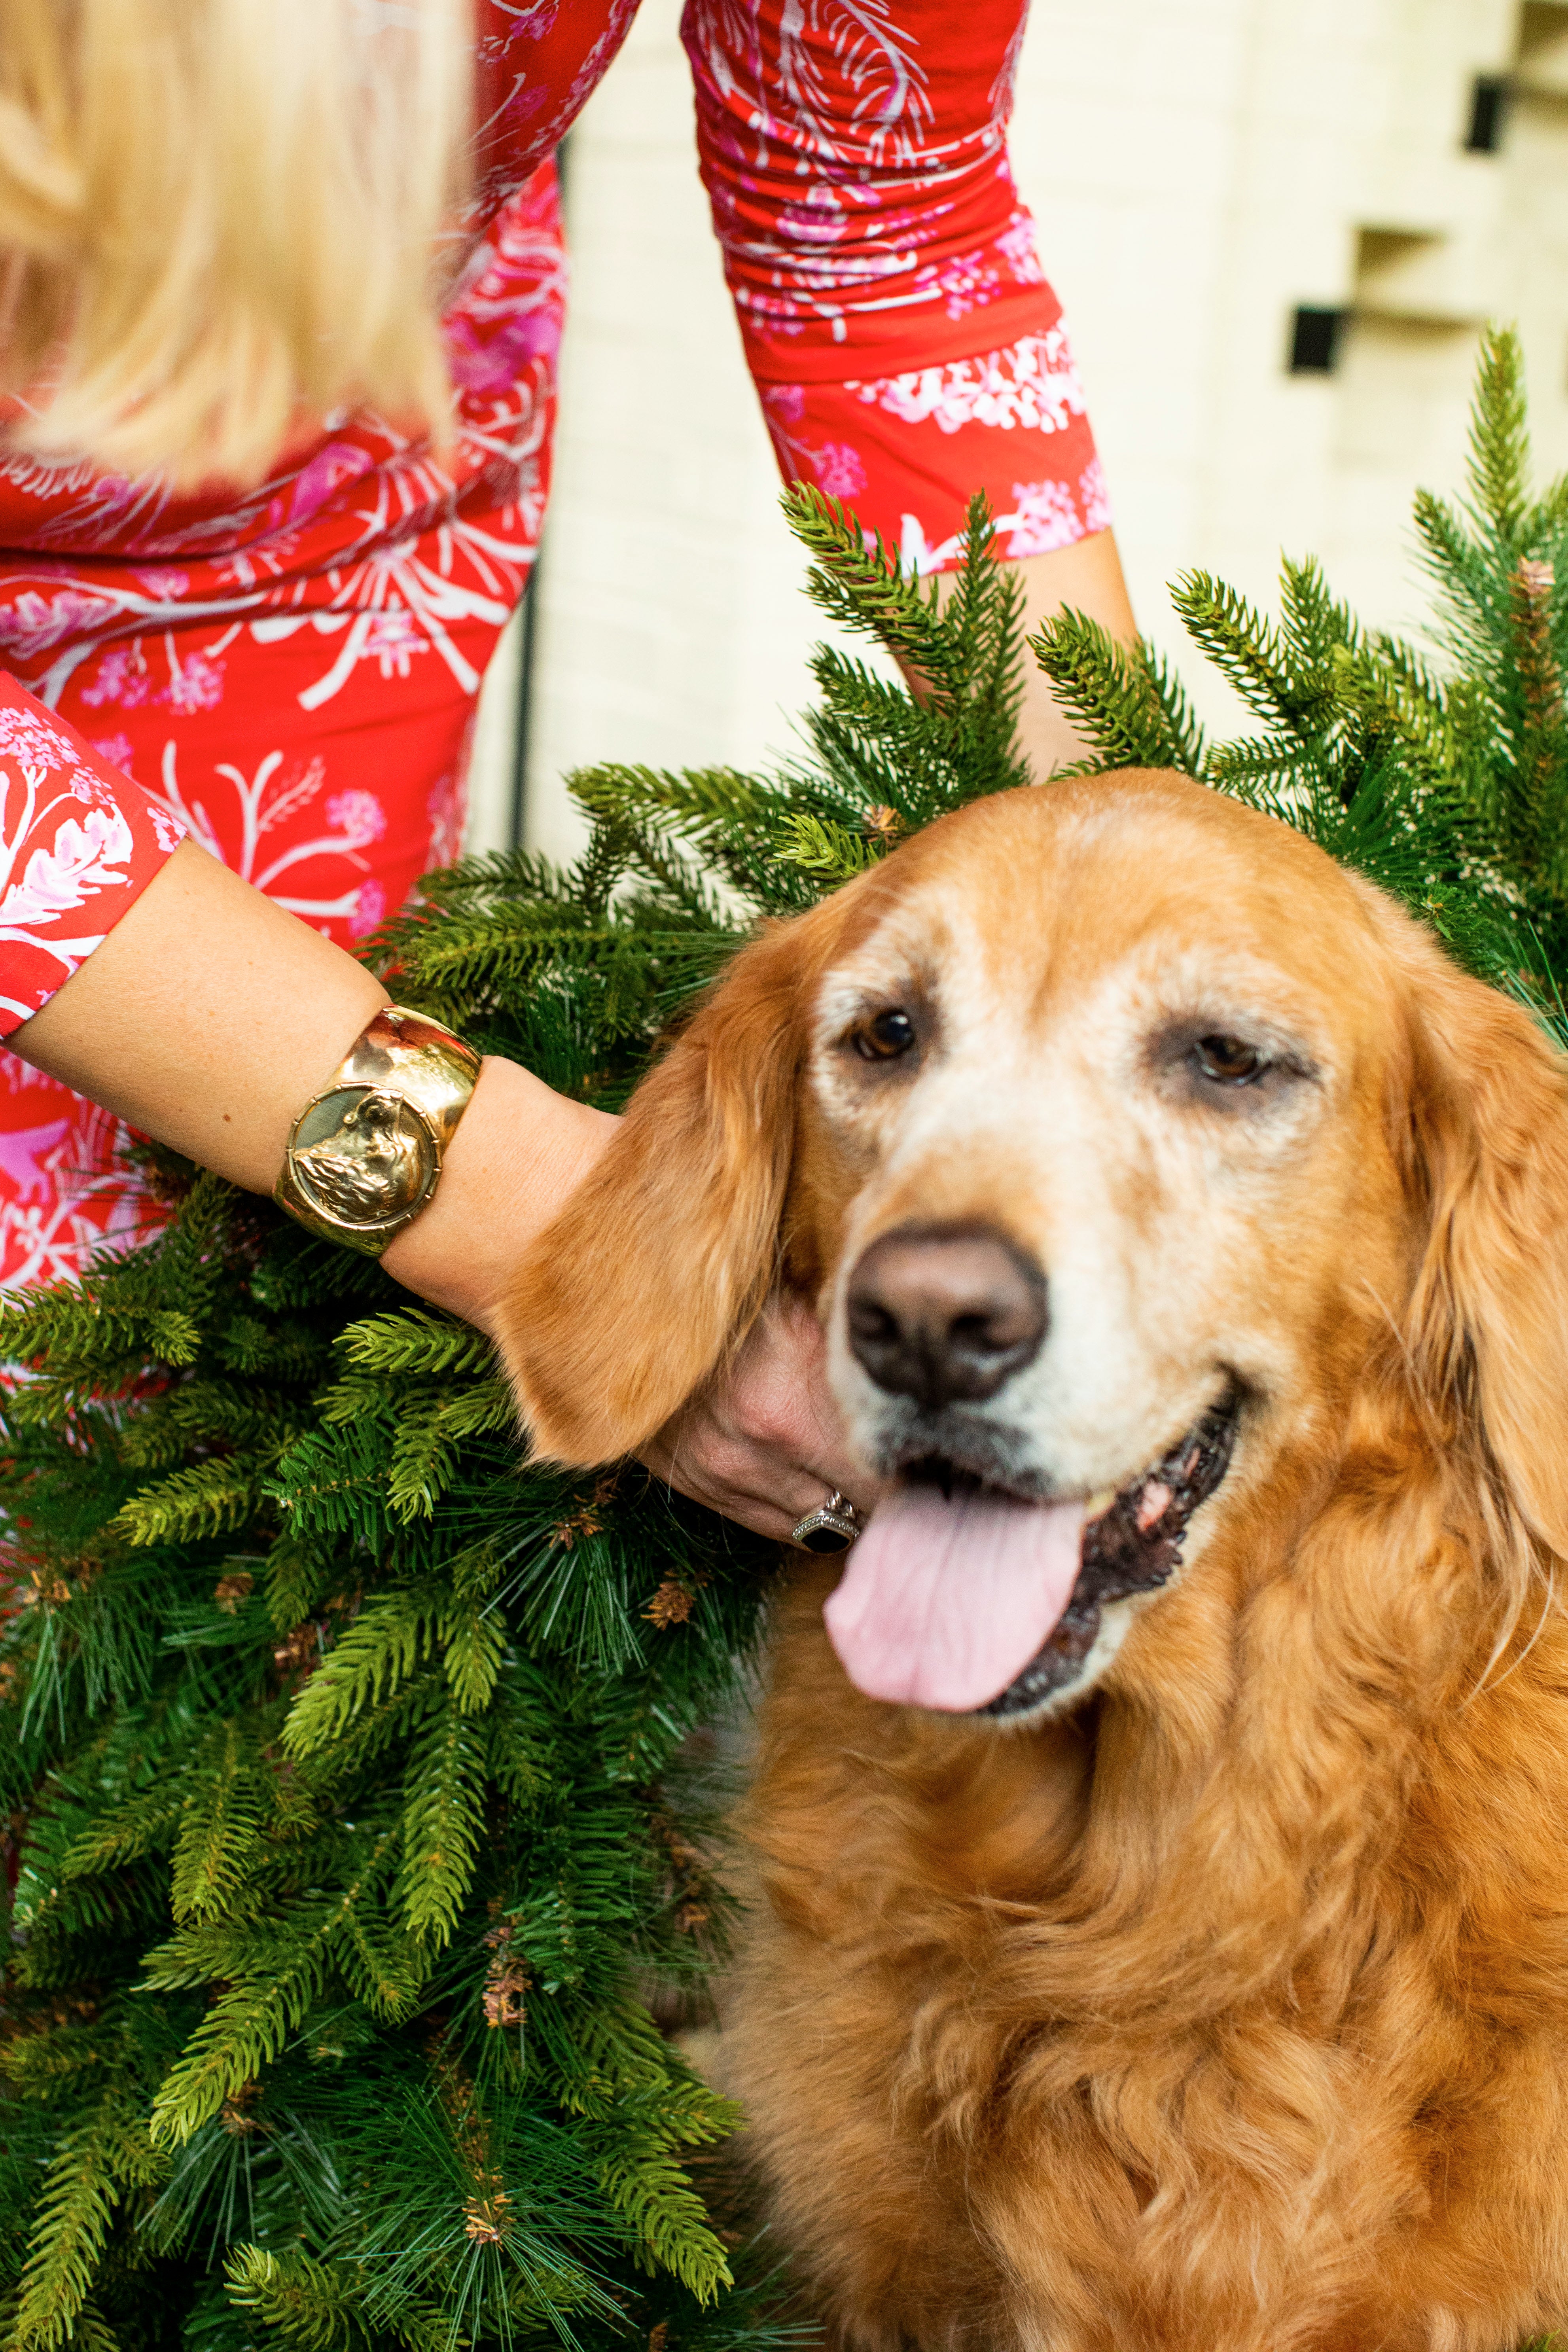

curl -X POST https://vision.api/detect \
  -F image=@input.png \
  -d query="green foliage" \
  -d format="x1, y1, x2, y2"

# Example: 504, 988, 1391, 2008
223, 2246, 383, 2352
1033, 325, 1568, 1025
562, 492, 1028, 931
396, 1695, 490, 1945
5, 337, 1565, 2351
11, 2093, 148, 2351
168, 1722, 269, 1923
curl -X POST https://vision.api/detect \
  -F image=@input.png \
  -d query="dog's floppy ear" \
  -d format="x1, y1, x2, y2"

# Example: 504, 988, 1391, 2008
1388, 909, 1568, 1559
494, 895, 849, 1466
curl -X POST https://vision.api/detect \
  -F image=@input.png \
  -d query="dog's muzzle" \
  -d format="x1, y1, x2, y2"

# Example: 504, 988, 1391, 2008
978, 1394, 1240, 1717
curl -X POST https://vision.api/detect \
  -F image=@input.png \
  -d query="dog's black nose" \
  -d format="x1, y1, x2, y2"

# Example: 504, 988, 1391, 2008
846, 1225, 1047, 1407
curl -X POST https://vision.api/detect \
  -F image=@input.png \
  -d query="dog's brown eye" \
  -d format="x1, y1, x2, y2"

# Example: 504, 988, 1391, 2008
1192, 1034, 1265, 1086
854, 1009, 917, 1062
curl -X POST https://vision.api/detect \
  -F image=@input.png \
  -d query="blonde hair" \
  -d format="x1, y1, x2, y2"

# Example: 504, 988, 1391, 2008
0, 0, 473, 489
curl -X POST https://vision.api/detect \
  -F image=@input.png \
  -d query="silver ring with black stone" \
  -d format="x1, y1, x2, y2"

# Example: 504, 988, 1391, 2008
790, 1490, 863, 1555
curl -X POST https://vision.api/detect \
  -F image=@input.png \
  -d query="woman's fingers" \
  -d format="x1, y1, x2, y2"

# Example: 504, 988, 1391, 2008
635, 1293, 882, 1541
635, 1424, 808, 1543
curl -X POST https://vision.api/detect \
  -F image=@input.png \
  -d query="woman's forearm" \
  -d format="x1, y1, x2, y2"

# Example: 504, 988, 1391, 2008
10, 836, 616, 1332
380, 1056, 614, 1332
13, 838, 389, 1191
1004, 529, 1138, 776
919, 529, 1138, 780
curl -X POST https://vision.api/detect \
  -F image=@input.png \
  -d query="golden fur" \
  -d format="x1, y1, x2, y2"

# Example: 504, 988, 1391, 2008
500, 772, 1568, 2351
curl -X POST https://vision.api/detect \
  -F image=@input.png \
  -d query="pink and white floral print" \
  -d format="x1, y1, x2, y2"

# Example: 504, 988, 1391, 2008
0, 605, 489, 1285
0, 1086, 136, 1292
1001, 477, 1085, 559
0, 683, 180, 1033
847, 329, 1089, 439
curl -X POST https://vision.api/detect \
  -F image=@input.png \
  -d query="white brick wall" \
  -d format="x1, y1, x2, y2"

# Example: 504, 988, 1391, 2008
465, 0, 1568, 858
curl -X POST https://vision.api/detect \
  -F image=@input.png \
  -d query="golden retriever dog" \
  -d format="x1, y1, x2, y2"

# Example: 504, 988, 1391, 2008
499, 770, 1568, 2352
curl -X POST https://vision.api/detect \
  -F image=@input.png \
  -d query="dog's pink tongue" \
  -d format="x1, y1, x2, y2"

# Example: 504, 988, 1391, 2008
823, 1483, 1089, 1712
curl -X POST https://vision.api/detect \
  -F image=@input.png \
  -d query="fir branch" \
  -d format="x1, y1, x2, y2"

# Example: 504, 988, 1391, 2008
146, 1836, 401, 2144
386, 1415, 460, 1525
223, 2247, 377, 2352
10, 2093, 155, 2351
780, 483, 947, 682
775, 811, 884, 883
1464, 320, 1532, 549
0, 2028, 106, 2100
1277, 555, 1365, 677
1170, 573, 1311, 731
108, 1455, 278, 1549
595, 2135, 734, 2302
332, 1903, 430, 2023
263, 1536, 332, 1634
485, 1701, 548, 1809
1412, 489, 1511, 678
1508, 555, 1568, 871
143, 1949, 329, 2144
1029, 612, 1207, 775
280, 1583, 451, 1753
59, 1782, 186, 1882
294, 1671, 441, 1797
571, 761, 783, 910
311, 1370, 518, 1524
48, 2307, 119, 2352
400, 841, 576, 915
0, 1293, 202, 1377
784, 487, 1029, 803
335, 1309, 494, 1381
169, 1723, 268, 1924
266, 1421, 394, 1548
559, 2007, 740, 2297
442, 1599, 508, 1715
430, 1380, 515, 1442
396, 1695, 489, 1945
116, 1381, 306, 1472
215, 1311, 326, 1379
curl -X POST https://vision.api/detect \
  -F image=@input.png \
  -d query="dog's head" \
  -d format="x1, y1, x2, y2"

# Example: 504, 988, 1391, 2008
498, 772, 1568, 1721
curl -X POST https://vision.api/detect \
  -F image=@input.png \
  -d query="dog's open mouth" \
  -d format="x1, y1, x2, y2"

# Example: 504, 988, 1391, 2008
823, 1394, 1239, 1716
976, 1396, 1238, 1717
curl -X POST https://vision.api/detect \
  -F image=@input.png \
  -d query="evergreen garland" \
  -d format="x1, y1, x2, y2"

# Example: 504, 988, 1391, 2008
0, 324, 1565, 2349
1031, 325, 1568, 1032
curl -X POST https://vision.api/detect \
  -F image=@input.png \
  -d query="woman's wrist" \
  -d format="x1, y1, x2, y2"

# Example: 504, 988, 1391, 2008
380, 1057, 618, 1337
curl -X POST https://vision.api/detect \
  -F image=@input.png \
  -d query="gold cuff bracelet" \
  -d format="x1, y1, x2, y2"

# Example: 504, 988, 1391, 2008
274, 1005, 481, 1256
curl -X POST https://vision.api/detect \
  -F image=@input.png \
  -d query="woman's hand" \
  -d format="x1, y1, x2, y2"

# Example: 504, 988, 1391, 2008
636, 1288, 881, 1545
388, 1066, 873, 1543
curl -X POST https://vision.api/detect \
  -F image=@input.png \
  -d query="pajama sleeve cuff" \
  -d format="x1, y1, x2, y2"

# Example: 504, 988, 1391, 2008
0, 674, 186, 1040
755, 310, 1112, 576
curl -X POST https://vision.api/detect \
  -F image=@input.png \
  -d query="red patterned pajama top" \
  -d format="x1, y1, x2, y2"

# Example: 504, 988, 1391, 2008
0, 0, 1107, 1286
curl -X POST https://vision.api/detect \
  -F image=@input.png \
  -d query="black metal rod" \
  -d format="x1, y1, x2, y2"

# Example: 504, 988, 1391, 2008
508, 135, 572, 852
